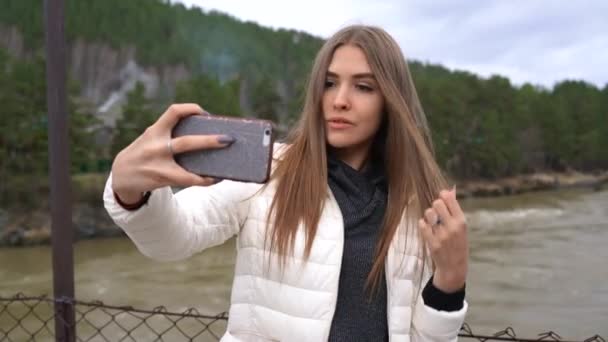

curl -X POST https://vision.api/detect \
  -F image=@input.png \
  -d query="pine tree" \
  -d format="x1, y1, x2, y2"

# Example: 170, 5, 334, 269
111, 82, 157, 157
0, 50, 99, 209
174, 74, 241, 116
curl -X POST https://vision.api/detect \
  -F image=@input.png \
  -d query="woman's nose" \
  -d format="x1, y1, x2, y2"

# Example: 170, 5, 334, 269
333, 86, 351, 111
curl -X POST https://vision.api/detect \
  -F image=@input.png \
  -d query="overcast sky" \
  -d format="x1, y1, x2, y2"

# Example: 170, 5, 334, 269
175, 0, 607, 89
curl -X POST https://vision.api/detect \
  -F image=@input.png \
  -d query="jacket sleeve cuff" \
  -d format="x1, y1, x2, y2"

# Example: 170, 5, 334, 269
413, 291, 468, 337
103, 172, 175, 231
422, 276, 465, 312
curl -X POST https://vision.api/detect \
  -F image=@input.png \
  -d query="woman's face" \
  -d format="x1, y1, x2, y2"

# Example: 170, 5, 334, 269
322, 44, 384, 153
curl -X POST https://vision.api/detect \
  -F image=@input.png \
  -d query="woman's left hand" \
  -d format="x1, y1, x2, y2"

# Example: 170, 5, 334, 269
418, 187, 469, 293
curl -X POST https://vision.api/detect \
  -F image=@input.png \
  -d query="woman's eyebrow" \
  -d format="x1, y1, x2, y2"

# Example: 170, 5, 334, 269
326, 71, 376, 80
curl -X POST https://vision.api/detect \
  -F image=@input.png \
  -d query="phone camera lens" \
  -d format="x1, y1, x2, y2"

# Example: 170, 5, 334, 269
265, 129, 270, 136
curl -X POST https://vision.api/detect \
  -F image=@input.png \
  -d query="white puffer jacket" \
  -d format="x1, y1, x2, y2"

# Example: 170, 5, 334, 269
103, 145, 467, 342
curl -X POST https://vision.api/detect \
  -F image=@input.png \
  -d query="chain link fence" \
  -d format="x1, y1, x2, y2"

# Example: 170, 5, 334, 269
1, 294, 227, 341
1, 293, 605, 342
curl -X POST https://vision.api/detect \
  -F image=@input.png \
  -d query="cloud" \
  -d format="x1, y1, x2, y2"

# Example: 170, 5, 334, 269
175, 0, 608, 88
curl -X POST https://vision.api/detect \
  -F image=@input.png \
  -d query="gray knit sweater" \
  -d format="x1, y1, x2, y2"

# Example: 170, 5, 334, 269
326, 152, 465, 342
327, 153, 389, 342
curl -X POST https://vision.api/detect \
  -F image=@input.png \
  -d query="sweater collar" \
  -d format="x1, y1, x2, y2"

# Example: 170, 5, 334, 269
327, 150, 387, 195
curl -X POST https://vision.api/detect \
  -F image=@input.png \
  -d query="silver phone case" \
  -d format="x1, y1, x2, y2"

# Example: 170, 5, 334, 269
171, 115, 274, 183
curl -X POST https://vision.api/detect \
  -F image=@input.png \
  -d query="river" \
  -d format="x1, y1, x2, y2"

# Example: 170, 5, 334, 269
1, 188, 607, 340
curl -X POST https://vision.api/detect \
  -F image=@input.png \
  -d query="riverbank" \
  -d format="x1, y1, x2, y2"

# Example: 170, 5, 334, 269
0, 203, 123, 247
1, 170, 607, 247
455, 169, 608, 198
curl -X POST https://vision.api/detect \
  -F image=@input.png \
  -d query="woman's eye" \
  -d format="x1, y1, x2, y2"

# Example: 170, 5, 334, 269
324, 80, 336, 88
356, 84, 374, 92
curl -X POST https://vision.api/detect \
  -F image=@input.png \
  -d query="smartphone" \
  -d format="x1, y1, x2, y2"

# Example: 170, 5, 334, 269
171, 114, 274, 183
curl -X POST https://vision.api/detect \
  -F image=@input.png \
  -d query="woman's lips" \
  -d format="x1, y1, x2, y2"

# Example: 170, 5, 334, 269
327, 118, 354, 130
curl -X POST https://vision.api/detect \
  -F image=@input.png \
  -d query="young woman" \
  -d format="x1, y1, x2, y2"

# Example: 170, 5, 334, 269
105, 25, 469, 341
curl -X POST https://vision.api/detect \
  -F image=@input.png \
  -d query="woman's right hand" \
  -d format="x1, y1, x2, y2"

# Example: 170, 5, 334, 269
111, 103, 234, 204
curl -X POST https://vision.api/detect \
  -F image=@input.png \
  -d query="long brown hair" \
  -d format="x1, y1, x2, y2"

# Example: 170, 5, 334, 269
266, 25, 447, 293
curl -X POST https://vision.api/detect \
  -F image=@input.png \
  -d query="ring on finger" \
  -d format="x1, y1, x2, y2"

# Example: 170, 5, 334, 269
432, 216, 442, 227
167, 139, 174, 155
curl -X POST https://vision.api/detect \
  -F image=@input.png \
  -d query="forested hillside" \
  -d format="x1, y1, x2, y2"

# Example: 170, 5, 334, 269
1, 0, 607, 211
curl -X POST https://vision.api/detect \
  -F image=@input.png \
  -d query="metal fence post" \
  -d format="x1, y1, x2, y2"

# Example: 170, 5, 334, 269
44, 0, 76, 341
